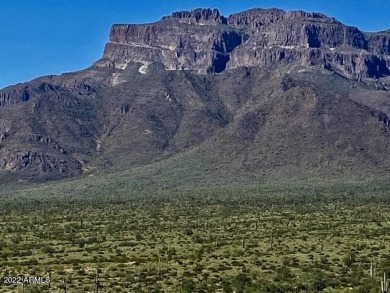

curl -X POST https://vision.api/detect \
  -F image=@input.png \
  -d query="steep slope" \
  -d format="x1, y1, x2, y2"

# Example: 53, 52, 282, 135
1, 7, 390, 185
0, 69, 106, 181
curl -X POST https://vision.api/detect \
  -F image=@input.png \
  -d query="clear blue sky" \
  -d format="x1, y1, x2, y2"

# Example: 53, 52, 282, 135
1, 0, 389, 89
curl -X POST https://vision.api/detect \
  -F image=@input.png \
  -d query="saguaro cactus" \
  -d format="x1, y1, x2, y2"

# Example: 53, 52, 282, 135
95, 270, 101, 293
381, 273, 389, 293
62, 276, 67, 293
46, 268, 52, 289
369, 260, 374, 278
158, 256, 162, 280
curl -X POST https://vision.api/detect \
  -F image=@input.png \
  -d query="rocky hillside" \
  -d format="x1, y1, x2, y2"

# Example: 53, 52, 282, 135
1, 8, 390, 184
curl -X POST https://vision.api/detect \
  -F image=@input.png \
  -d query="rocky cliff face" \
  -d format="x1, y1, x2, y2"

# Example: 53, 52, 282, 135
97, 8, 390, 80
99, 19, 245, 74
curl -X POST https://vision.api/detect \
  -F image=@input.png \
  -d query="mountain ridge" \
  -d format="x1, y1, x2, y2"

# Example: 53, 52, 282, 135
98, 7, 390, 80
1, 7, 390, 185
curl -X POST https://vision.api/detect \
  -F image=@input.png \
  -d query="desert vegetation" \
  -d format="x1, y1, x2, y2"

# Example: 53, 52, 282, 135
0, 183, 390, 292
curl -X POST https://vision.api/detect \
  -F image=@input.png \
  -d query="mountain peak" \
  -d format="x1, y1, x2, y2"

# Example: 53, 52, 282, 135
162, 8, 227, 25
98, 7, 390, 80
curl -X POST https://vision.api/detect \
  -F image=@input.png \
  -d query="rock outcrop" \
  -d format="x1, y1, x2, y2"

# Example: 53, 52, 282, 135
0, 150, 80, 175
99, 17, 246, 74
97, 8, 390, 80
162, 8, 227, 25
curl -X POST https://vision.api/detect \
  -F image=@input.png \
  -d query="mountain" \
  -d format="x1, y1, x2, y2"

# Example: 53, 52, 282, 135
101, 8, 390, 79
1, 7, 390, 186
